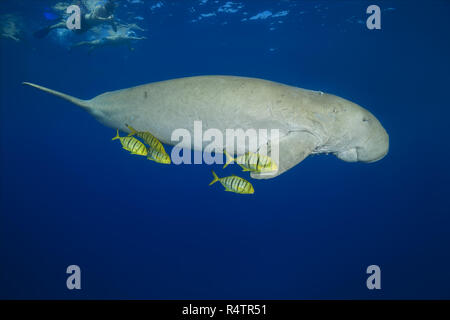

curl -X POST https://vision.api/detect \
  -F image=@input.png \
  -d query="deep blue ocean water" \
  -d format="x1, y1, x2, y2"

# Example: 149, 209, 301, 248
0, 0, 449, 299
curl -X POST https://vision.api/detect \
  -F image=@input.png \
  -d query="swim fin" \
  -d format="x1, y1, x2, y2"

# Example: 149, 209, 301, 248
33, 26, 51, 39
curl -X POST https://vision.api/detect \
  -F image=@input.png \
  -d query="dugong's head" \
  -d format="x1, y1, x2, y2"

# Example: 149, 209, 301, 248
333, 99, 389, 163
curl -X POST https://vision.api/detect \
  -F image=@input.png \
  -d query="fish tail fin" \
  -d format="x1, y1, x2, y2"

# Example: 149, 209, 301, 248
22, 82, 91, 110
209, 170, 220, 186
223, 150, 234, 169
112, 129, 120, 140
126, 124, 137, 137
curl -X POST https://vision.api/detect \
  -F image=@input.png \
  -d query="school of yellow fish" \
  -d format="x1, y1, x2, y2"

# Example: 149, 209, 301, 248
112, 126, 278, 195
112, 125, 171, 164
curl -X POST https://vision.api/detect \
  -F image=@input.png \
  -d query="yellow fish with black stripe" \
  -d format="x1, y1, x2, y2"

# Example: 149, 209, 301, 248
147, 145, 171, 164
126, 124, 165, 152
209, 170, 254, 194
223, 150, 278, 173
112, 129, 148, 156
126, 124, 171, 164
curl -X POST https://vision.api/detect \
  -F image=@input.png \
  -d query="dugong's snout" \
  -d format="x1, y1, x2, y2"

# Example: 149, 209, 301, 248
357, 121, 389, 163
335, 106, 389, 164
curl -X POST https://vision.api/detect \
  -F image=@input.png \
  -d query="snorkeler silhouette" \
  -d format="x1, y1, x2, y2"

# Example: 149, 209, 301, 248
33, 0, 117, 38
71, 31, 146, 53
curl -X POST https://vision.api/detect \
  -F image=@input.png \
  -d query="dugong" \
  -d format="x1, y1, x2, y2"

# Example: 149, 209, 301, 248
23, 76, 389, 179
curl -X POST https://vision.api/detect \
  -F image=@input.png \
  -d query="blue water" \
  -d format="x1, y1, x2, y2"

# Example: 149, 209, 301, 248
0, 0, 449, 299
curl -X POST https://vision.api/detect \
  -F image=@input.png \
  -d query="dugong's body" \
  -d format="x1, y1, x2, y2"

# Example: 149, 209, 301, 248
23, 76, 389, 179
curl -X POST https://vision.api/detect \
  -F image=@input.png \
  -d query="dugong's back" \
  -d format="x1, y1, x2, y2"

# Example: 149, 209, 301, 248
91, 76, 321, 144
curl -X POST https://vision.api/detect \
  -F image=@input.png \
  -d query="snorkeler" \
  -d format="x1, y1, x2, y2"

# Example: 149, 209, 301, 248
33, 0, 118, 38
71, 32, 146, 52
0, 14, 25, 42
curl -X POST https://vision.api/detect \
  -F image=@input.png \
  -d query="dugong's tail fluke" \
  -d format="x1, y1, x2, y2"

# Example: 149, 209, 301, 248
22, 82, 91, 110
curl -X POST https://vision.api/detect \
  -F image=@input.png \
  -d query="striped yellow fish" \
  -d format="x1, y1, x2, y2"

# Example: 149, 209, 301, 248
126, 124, 171, 164
223, 150, 278, 173
147, 146, 171, 164
112, 129, 148, 156
209, 170, 254, 194
126, 124, 166, 152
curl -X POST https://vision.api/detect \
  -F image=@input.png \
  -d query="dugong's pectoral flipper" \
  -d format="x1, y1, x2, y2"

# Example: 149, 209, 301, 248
251, 131, 318, 179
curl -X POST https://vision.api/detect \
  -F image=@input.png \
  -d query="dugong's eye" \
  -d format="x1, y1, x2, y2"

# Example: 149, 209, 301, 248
362, 117, 370, 122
